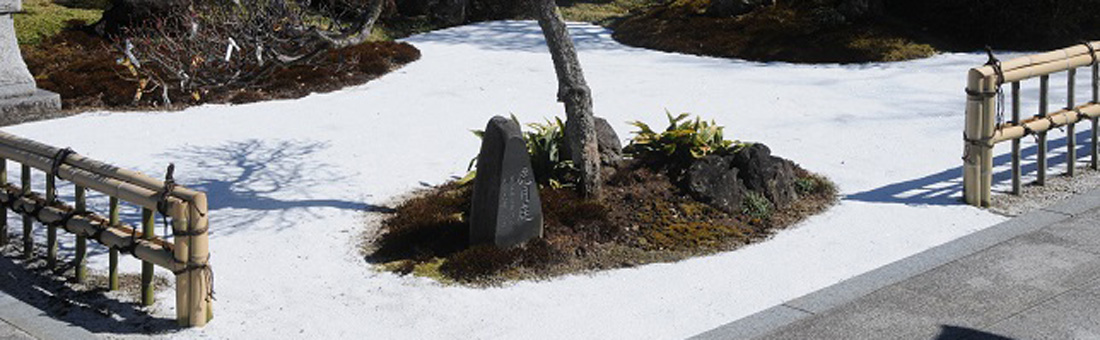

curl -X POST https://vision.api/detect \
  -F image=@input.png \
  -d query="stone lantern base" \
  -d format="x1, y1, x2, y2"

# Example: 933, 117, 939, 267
1, 0, 62, 125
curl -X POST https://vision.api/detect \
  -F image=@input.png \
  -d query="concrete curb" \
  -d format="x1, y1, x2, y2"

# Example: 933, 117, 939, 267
0, 293, 97, 339
690, 188, 1100, 340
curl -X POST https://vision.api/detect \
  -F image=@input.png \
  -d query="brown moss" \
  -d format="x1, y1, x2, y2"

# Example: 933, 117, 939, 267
21, 23, 422, 110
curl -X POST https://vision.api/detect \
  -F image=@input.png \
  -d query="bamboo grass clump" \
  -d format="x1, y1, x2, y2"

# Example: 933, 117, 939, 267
0, 134, 212, 327
964, 41, 1100, 207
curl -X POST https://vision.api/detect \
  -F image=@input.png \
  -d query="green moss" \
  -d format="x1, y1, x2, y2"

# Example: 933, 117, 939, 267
411, 258, 451, 282
14, 0, 101, 46
846, 35, 936, 62
558, 0, 656, 24
645, 222, 747, 251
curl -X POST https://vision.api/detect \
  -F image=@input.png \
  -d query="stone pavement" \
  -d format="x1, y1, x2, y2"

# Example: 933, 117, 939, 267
0, 319, 33, 340
0, 291, 95, 339
694, 188, 1100, 340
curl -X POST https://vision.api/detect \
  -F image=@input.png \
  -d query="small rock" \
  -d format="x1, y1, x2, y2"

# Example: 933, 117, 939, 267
685, 155, 746, 214
731, 143, 798, 209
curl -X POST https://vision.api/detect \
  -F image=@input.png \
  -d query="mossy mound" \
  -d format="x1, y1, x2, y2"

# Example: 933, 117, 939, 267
365, 157, 836, 286
610, 0, 935, 63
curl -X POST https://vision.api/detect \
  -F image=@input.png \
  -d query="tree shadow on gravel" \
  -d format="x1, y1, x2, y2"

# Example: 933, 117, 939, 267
161, 139, 393, 236
402, 20, 630, 53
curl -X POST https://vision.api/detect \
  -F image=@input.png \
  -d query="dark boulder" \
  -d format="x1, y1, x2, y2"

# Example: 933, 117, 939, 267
730, 143, 797, 209
685, 155, 745, 214
563, 116, 622, 166
594, 117, 622, 166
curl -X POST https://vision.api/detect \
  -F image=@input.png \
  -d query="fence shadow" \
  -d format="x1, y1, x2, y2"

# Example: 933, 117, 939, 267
0, 250, 179, 335
847, 128, 1095, 205
161, 139, 393, 236
934, 325, 1015, 340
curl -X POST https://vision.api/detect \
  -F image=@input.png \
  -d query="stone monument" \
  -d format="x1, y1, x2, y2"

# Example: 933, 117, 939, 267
469, 116, 543, 248
0, 0, 61, 119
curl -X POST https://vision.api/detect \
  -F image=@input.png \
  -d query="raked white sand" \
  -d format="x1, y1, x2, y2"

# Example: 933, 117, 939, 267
9, 20, 1071, 339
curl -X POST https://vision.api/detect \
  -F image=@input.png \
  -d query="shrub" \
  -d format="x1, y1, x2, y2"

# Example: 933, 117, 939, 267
742, 191, 771, 221
624, 111, 741, 168
470, 116, 579, 189
523, 117, 579, 189
795, 177, 817, 195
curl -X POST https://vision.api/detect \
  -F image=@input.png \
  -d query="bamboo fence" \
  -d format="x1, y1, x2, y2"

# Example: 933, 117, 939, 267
964, 41, 1100, 207
0, 131, 212, 327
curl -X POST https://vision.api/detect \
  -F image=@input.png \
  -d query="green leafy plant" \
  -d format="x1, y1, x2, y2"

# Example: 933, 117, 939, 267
742, 191, 772, 221
795, 177, 818, 195
624, 111, 741, 168
467, 115, 578, 189
524, 117, 578, 189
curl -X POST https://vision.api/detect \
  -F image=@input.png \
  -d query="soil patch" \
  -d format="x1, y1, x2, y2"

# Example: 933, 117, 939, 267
364, 160, 836, 286
21, 23, 421, 111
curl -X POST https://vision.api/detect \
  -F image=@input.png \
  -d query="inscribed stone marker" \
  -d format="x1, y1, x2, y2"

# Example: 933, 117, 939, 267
470, 116, 543, 248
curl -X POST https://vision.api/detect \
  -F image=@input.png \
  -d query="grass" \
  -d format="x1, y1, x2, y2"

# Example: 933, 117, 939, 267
14, 0, 101, 46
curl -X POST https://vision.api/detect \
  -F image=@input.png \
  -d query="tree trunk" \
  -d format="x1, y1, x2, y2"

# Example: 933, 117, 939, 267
531, 0, 601, 198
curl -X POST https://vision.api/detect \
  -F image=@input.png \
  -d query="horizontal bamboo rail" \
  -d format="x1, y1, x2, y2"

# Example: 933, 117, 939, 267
964, 41, 1100, 207
0, 132, 211, 327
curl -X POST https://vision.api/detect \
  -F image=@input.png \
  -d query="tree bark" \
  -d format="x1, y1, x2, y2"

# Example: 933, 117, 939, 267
531, 0, 601, 198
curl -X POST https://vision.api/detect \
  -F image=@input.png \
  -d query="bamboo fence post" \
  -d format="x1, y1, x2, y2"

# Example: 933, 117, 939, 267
1068, 68, 1077, 176
980, 75, 997, 206
74, 185, 86, 283
141, 207, 154, 306
964, 70, 984, 206
1039, 75, 1050, 185
108, 197, 119, 291
188, 193, 210, 326
172, 202, 190, 326
1093, 62, 1099, 170
0, 158, 6, 246
21, 164, 31, 259
1012, 82, 1021, 195
45, 173, 57, 269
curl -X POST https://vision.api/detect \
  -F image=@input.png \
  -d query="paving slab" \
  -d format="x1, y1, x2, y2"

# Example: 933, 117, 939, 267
984, 289, 1100, 339
0, 292, 95, 340
0, 319, 34, 340
692, 187, 1100, 340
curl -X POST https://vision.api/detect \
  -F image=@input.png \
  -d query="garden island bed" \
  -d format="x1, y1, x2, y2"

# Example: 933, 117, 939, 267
364, 114, 837, 285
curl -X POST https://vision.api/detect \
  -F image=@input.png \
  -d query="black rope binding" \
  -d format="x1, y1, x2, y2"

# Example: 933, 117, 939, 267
1084, 41, 1098, 66
157, 164, 175, 238
50, 148, 75, 182
985, 46, 1007, 130
172, 255, 215, 302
